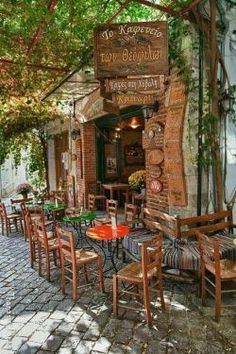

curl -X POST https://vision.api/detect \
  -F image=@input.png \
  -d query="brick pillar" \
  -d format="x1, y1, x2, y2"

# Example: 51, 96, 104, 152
143, 101, 169, 212
76, 122, 97, 208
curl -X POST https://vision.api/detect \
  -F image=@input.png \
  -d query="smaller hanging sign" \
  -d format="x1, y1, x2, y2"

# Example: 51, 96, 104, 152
112, 93, 154, 106
149, 179, 163, 194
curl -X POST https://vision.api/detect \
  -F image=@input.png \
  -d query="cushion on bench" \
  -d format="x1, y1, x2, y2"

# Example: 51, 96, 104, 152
123, 229, 236, 271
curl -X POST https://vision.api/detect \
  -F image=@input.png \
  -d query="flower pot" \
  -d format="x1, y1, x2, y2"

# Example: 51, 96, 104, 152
21, 192, 28, 199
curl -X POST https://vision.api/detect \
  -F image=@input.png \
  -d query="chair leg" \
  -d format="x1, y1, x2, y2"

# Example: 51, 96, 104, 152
61, 258, 66, 295
113, 274, 118, 317
157, 269, 165, 311
38, 244, 42, 276
46, 253, 51, 281
215, 276, 221, 322
72, 266, 78, 302
201, 268, 206, 306
97, 256, 105, 292
29, 241, 34, 268
143, 279, 152, 326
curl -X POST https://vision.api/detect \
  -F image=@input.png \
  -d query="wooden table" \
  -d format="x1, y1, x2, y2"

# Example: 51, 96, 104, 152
86, 224, 129, 273
102, 183, 129, 203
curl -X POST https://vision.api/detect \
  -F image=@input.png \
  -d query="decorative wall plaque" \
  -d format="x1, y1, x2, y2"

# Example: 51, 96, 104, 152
149, 179, 163, 193
148, 149, 164, 165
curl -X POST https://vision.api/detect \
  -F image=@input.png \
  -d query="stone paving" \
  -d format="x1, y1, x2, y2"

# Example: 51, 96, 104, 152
0, 231, 236, 354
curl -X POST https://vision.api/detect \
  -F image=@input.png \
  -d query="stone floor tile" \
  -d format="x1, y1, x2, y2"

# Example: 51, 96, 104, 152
74, 340, 95, 354
29, 330, 51, 344
41, 334, 64, 351
93, 336, 112, 352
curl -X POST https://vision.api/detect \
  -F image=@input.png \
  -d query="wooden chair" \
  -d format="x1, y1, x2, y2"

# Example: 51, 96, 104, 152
196, 231, 236, 321
124, 203, 142, 228
88, 194, 96, 212
56, 227, 105, 301
113, 233, 165, 326
95, 199, 118, 225
11, 197, 33, 213
0, 202, 23, 236
87, 181, 107, 210
34, 219, 60, 281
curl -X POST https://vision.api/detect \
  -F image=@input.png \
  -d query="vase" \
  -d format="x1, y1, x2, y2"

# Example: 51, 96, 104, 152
21, 192, 28, 199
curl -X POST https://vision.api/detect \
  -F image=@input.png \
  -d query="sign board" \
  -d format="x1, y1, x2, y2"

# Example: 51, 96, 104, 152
164, 79, 187, 206
112, 93, 154, 106
94, 21, 168, 79
104, 76, 164, 93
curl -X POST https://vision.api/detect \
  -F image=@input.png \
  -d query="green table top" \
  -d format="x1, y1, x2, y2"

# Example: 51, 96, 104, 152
63, 211, 96, 222
26, 201, 67, 211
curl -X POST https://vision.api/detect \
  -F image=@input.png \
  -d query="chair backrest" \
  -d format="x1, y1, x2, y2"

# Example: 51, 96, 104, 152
33, 219, 50, 250
196, 231, 221, 274
124, 203, 138, 225
0, 202, 7, 220
56, 227, 76, 266
88, 194, 96, 211
23, 206, 35, 241
141, 232, 163, 277
106, 199, 118, 220
88, 181, 104, 196
11, 197, 33, 212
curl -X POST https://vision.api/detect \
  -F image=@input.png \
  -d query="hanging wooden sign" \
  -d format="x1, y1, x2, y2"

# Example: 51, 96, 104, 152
94, 21, 168, 79
104, 76, 164, 93
149, 179, 163, 194
112, 93, 154, 106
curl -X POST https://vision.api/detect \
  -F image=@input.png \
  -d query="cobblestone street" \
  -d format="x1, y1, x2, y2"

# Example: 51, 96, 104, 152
0, 232, 236, 354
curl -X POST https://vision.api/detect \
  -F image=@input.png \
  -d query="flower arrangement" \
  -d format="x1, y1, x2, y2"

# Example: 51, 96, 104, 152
15, 182, 33, 196
128, 170, 146, 193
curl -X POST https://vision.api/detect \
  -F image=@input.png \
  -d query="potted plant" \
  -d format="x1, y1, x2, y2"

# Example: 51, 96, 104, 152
15, 182, 33, 199
128, 170, 146, 194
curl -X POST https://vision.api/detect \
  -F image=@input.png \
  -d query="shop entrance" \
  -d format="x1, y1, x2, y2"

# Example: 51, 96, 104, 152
95, 111, 145, 185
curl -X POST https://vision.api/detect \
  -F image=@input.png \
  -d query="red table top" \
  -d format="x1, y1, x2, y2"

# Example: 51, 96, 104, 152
86, 224, 129, 241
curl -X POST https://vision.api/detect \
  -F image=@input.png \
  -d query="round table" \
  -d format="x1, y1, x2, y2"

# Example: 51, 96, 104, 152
63, 211, 96, 247
86, 224, 129, 273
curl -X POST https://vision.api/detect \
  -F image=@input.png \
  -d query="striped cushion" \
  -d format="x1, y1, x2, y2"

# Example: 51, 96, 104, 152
123, 229, 236, 271
122, 229, 156, 259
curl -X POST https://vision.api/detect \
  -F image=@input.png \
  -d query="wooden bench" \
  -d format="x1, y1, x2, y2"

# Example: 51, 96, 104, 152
122, 208, 236, 282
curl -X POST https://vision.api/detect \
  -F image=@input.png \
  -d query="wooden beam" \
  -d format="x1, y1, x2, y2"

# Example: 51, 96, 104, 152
26, 0, 59, 56
179, 0, 203, 15
134, 0, 191, 21
0, 59, 67, 72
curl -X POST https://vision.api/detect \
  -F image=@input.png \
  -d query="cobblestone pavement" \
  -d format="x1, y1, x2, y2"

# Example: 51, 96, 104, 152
0, 231, 236, 354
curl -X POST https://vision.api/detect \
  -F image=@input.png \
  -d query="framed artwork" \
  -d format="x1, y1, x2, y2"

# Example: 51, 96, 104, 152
106, 157, 117, 177
124, 144, 145, 166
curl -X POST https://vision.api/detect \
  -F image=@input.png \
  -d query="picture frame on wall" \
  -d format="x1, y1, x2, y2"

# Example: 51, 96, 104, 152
124, 144, 145, 166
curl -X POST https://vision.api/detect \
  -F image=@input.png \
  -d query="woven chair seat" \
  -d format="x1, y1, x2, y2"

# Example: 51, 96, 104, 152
117, 262, 158, 282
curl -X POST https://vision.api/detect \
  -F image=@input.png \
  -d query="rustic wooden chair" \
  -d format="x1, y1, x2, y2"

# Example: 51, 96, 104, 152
11, 197, 33, 214
88, 194, 96, 211
196, 231, 236, 321
95, 199, 118, 226
124, 203, 142, 228
0, 202, 23, 236
113, 233, 165, 326
34, 219, 60, 281
87, 181, 107, 210
24, 207, 39, 268
56, 227, 104, 301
